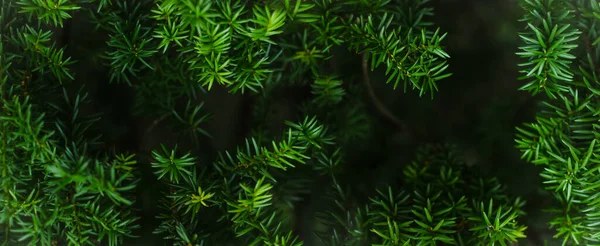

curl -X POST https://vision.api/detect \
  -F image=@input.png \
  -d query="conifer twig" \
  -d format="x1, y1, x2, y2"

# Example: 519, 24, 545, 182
361, 53, 407, 131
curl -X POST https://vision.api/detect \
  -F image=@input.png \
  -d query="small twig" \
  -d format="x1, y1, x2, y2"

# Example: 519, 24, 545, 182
145, 113, 171, 134
361, 53, 407, 131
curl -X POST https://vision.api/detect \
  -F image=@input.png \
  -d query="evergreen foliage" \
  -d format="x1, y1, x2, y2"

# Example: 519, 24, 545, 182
0, 0, 597, 245
514, 0, 600, 245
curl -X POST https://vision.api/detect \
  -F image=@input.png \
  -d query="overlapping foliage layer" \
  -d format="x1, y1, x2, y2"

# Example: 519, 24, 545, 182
4, 0, 584, 245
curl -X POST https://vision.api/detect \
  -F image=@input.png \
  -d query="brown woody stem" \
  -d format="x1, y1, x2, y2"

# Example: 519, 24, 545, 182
361, 53, 407, 131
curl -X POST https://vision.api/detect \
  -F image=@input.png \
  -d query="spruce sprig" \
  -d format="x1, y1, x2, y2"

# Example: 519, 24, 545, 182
346, 13, 451, 98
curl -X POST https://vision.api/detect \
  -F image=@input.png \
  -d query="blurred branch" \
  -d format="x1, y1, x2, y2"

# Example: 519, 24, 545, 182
145, 113, 171, 134
583, 35, 598, 72
361, 53, 407, 131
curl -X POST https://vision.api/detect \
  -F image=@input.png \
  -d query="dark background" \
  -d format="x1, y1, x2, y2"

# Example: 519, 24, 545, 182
54, 0, 555, 245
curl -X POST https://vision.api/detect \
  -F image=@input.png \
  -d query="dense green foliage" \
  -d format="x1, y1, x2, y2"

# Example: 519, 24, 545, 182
1, 0, 599, 245
515, 0, 600, 245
